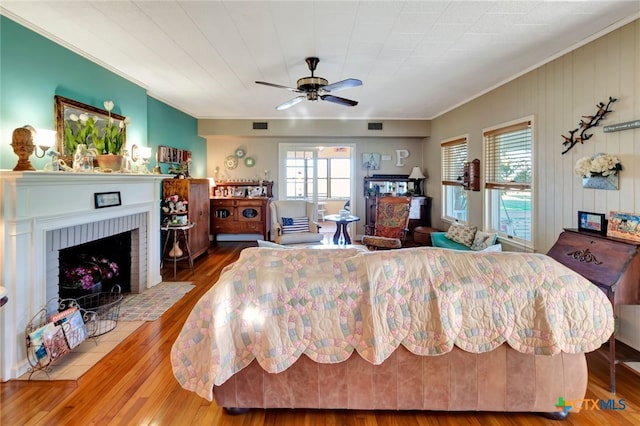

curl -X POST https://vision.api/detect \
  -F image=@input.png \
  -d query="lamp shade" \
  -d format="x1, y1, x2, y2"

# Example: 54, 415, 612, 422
409, 166, 426, 180
208, 177, 216, 187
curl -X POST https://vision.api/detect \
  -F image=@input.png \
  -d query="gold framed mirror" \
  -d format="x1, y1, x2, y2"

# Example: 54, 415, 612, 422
54, 95, 127, 156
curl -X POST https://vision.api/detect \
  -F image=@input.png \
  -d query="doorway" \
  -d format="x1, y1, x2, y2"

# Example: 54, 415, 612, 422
278, 143, 356, 242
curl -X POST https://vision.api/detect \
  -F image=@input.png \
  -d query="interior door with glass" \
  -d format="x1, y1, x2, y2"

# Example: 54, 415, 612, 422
280, 144, 355, 242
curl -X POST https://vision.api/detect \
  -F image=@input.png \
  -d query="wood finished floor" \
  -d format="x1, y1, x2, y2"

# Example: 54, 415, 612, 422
2, 241, 640, 425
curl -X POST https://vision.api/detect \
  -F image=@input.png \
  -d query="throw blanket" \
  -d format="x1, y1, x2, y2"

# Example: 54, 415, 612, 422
172, 247, 614, 401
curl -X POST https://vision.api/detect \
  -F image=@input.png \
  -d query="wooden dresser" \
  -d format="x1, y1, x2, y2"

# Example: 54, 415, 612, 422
547, 228, 640, 393
210, 181, 273, 242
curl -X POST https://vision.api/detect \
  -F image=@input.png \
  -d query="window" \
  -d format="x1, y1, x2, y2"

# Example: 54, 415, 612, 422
285, 150, 313, 198
483, 118, 533, 249
441, 137, 468, 222
285, 151, 351, 199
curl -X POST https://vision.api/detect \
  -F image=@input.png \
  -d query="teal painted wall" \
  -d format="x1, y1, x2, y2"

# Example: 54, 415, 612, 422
0, 16, 205, 175
147, 97, 206, 177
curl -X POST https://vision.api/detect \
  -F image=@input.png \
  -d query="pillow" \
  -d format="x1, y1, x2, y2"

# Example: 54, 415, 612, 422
478, 243, 502, 253
257, 240, 292, 249
281, 217, 310, 234
470, 230, 498, 250
445, 223, 477, 247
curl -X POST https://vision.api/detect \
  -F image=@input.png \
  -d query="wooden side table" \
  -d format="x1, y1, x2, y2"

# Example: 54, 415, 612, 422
161, 223, 196, 279
324, 214, 360, 245
412, 226, 440, 246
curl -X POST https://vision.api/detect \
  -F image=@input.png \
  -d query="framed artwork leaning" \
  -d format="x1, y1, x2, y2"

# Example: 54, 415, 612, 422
607, 211, 640, 242
577, 211, 606, 235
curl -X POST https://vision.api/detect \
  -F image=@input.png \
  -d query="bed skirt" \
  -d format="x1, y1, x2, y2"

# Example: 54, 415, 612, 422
213, 344, 588, 413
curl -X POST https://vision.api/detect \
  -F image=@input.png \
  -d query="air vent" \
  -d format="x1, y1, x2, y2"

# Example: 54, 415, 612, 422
368, 122, 383, 131
252, 122, 268, 130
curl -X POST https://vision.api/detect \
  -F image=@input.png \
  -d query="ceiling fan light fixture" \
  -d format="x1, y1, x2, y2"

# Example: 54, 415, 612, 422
257, 56, 361, 110
297, 76, 328, 92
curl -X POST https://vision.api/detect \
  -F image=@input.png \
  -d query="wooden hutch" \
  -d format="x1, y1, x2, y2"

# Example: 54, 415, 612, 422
210, 181, 273, 242
162, 178, 211, 259
364, 175, 431, 233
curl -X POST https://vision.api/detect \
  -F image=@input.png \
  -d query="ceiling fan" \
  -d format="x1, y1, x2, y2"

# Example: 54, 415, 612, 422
256, 57, 362, 110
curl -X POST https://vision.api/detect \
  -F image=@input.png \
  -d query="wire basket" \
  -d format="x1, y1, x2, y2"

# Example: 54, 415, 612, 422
68, 285, 124, 337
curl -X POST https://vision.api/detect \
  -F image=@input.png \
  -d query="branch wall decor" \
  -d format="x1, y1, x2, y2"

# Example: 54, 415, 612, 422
561, 96, 616, 155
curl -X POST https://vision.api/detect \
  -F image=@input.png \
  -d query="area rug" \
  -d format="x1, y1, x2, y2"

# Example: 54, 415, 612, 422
118, 281, 195, 322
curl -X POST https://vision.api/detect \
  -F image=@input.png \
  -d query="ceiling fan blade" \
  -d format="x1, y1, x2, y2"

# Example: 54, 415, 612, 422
276, 96, 306, 110
320, 95, 358, 107
321, 78, 362, 93
255, 81, 301, 92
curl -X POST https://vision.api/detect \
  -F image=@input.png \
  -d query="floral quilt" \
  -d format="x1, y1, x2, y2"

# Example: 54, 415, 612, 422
171, 247, 614, 401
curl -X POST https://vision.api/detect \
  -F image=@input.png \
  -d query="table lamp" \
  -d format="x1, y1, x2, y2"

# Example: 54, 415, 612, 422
408, 166, 427, 195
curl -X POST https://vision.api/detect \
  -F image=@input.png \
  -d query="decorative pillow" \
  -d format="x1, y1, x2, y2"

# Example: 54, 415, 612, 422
445, 223, 477, 247
478, 243, 502, 252
281, 217, 310, 234
257, 240, 292, 249
470, 231, 498, 250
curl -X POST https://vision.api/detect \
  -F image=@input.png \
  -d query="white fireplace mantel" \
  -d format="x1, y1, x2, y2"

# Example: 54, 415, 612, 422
0, 171, 169, 381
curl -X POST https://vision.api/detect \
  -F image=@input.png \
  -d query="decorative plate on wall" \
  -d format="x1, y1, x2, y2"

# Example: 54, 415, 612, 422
244, 157, 255, 167
234, 148, 246, 158
225, 155, 238, 169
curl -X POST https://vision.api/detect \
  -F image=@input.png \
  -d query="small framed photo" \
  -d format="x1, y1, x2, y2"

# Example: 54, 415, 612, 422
362, 152, 381, 170
577, 211, 606, 235
607, 211, 640, 242
94, 191, 122, 209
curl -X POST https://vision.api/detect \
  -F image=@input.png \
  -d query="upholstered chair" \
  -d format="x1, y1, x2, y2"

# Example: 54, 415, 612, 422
270, 200, 324, 245
362, 196, 411, 250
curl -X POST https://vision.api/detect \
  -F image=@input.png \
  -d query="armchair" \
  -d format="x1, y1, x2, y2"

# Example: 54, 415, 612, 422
362, 196, 411, 250
270, 200, 324, 245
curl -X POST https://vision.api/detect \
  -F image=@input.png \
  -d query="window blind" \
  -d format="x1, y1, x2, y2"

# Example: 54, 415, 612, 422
484, 121, 531, 190
441, 138, 467, 186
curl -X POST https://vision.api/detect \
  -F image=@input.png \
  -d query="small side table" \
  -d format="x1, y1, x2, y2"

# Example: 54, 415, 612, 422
413, 226, 440, 246
161, 223, 196, 279
324, 214, 361, 245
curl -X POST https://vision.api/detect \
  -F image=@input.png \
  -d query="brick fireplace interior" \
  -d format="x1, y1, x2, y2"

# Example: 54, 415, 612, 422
45, 213, 147, 302
58, 231, 132, 298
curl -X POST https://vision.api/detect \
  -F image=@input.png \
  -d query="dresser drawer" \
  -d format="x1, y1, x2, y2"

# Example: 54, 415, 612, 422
240, 222, 264, 234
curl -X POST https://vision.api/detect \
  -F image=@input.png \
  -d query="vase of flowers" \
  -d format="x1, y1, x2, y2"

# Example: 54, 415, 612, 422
95, 100, 131, 172
574, 153, 622, 190
60, 255, 119, 298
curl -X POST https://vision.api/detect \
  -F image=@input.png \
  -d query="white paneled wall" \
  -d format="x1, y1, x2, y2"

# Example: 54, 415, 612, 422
425, 20, 640, 351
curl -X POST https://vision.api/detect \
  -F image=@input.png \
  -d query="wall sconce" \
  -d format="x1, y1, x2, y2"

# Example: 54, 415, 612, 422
408, 166, 426, 195
34, 129, 55, 158
10, 125, 54, 171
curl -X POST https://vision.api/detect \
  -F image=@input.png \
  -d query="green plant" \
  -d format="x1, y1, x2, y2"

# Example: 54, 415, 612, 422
62, 100, 130, 156
94, 100, 130, 155
63, 113, 98, 154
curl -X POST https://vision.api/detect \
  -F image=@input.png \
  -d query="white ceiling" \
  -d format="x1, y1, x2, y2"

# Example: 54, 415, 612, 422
2, 1, 639, 120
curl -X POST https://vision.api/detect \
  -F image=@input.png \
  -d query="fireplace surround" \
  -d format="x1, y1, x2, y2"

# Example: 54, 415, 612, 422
0, 171, 167, 381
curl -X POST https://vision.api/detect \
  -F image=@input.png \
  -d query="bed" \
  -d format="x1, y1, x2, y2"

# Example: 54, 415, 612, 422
171, 247, 614, 418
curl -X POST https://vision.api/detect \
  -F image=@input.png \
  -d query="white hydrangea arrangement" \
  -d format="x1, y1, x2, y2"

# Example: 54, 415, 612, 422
574, 153, 622, 178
